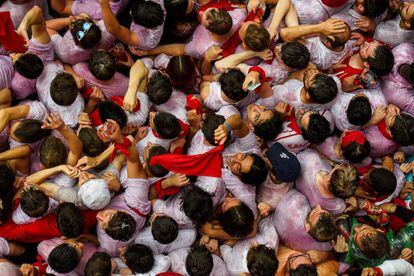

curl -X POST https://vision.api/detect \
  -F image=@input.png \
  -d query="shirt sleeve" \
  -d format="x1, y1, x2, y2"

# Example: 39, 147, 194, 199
0, 238, 9, 257
377, 259, 414, 276
127, 92, 151, 126
124, 178, 151, 215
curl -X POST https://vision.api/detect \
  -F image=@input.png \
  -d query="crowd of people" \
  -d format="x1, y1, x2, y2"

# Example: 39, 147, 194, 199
0, 0, 413, 275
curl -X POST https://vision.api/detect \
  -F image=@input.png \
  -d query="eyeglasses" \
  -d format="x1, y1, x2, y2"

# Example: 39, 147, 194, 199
76, 22, 92, 41
287, 253, 311, 272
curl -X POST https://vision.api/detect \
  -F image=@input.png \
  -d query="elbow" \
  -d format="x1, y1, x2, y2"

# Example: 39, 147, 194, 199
279, 28, 291, 42
31, 5, 43, 16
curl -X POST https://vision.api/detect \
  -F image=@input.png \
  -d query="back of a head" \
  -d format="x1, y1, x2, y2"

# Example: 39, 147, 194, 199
166, 55, 196, 90
245, 24, 270, 52
219, 68, 248, 102
106, 211, 137, 241
98, 100, 128, 129
70, 19, 102, 49
131, 0, 164, 28
0, 164, 15, 195
164, 0, 189, 17
147, 71, 173, 105
48, 244, 80, 273
124, 244, 155, 274
347, 96, 372, 126
185, 244, 214, 276
289, 264, 318, 276
153, 111, 181, 139
362, 0, 388, 18
181, 185, 213, 226
307, 74, 338, 104
40, 136, 68, 168
342, 140, 370, 163
390, 113, 414, 146
219, 202, 254, 237
21, 187, 49, 218
301, 113, 331, 144
202, 113, 226, 146
369, 168, 397, 196
78, 128, 106, 157
247, 245, 278, 276
253, 111, 283, 140
280, 42, 310, 70
329, 164, 358, 199
326, 22, 351, 48
360, 230, 389, 259
56, 202, 85, 238
205, 8, 232, 35
308, 212, 338, 242
368, 45, 394, 76
85, 252, 112, 276
13, 53, 44, 79
151, 215, 179, 244
50, 72, 78, 106
14, 119, 50, 143
239, 153, 268, 186
147, 145, 169, 177
89, 51, 116, 81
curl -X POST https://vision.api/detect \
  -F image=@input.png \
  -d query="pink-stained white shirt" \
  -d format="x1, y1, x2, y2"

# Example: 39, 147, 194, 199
0, 55, 13, 90
292, 0, 353, 24
382, 43, 414, 116
71, 0, 128, 20
135, 126, 172, 162
332, 6, 386, 31
72, 62, 129, 98
112, 254, 171, 276
12, 198, 58, 225
0, 238, 9, 257
252, 56, 289, 86
154, 89, 189, 123
153, 192, 194, 229
51, 31, 92, 65
296, 149, 346, 214
0, 0, 49, 28
126, 92, 152, 126
363, 125, 399, 158
373, 15, 414, 48
272, 189, 333, 252
269, 120, 310, 154
169, 248, 230, 276
257, 175, 294, 210
95, 20, 116, 51
28, 37, 54, 63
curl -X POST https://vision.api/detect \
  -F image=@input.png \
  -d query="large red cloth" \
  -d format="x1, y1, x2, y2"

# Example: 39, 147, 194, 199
321, 0, 348, 8
149, 144, 224, 177
0, 11, 27, 53
196, 0, 234, 22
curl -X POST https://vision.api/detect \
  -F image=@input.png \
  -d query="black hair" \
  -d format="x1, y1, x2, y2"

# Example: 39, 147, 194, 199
326, 22, 351, 49
280, 42, 310, 69
0, 164, 15, 195
306, 74, 338, 104
301, 113, 331, 144
347, 96, 372, 126
164, 0, 189, 18
70, 19, 102, 49
308, 212, 338, 242
253, 111, 283, 140
239, 153, 268, 186
368, 168, 397, 196
151, 215, 179, 244
147, 71, 173, 105
56, 202, 85, 239
153, 111, 181, 139
13, 119, 50, 143
181, 185, 213, 225
123, 244, 155, 274
289, 264, 317, 276
98, 100, 128, 129
244, 23, 270, 52
89, 51, 116, 81
342, 140, 370, 163
50, 72, 78, 106
85, 252, 112, 276
218, 201, 254, 237
78, 128, 106, 157
166, 55, 196, 91
399, 63, 414, 84
247, 245, 278, 276
205, 8, 232, 35
147, 145, 169, 177
390, 113, 414, 146
367, 45, 394, 76
48, 244, 80, 273
359, 230, 389, 259
40, 136, 68, 168
201, 113, 226, 146
13, 53, 44, 79
185, 244, 214, 276
362, 0, 388, 18
131, 0, 164, 28
21, 187, 49, 218
106, 211, 137, 241
218, 68, 248, 102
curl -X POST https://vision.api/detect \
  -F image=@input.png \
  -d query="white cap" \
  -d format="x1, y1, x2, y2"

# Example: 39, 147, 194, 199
78, 179, 110, 210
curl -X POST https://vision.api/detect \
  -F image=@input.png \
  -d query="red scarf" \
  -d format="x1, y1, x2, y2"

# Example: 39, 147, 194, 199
321, 0, 348, 8
109, 135, 131, 162
149, 144, 224, 177
285, 116, 302, 134
186, 94, 203, 115
197, 0, 234, 22
377, 119, 393, 140
341, 130, 366, 148
0, 12, 27, 53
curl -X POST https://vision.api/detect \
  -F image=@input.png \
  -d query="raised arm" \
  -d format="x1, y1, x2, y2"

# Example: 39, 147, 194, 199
45, 17, 71, 36
0, 146, 30, 161
123, 59, 149, 112
214, 49, 272, 73
18, 6, 50, 45
130, 44, 186, 57
266, 0, 294, 39
0, 105, 30, 133
26, 165, 68, 184
50, 0, 73, 15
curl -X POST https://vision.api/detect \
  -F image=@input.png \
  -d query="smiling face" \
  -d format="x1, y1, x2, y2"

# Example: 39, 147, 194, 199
226, 153, 254, 176
353, 223, 377, 248
246, 104, 274, 126
287, 253, 313, 272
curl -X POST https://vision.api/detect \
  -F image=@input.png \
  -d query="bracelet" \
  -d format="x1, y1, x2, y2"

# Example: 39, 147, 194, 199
223, 122, 231, 135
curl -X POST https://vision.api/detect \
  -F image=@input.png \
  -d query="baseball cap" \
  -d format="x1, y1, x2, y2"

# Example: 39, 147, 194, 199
265, 142, 301, 182
78, 179, 111, 210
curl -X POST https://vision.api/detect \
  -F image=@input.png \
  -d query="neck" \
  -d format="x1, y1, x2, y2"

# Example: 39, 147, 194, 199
316, 171, 334, 198
209, 32, 230, 42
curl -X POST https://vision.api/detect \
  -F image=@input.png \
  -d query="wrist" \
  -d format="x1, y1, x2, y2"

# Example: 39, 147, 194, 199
161, 178, 171, 189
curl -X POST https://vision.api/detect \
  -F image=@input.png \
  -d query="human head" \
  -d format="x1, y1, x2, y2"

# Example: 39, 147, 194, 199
78, 178, 111, 210
400, 2, 414, 30
279, 42, 310, 70
131, 0, 164, 28
354, 0, 388, 18
227, 153, 268, 186
323, 21, 351, 49
340, 130, 370, 163
151, 111, 181, 139
13, 53, 43, 79
305, 205, 338, 242
122, 244, 154, 274
247, 244, 278, 276
145, 144, 169, 177
12, 119, 49, 143
50, 72, 78, 106
287, 253, 317, 276
265, 142, 301, 182
219, 68, 248, 102
181, 185, 213, 225
40, 136, 68, 168
164, 0, 194, 17
328, 164, 359, 199
360, 41, 394, 76
202, 8, 232, 35
69, 18, 102, 49
150, 214, 179, 244
247, 105, 283, 140
219, 198, 254, 237
303, 68, 338, 104
85, 252, 112, 276
0, 164, 15, 195
98, 100, 128, 129
166, 55, 196, 90
389, 113, 414, 146
240, 22, 270, 52
366, 168, 397, 196
347, 94, 372, 126
201, 113, 226, 146
147, 71, 173, 105
48, 243, 81, 273
399, 62, 414, 84
97, 210, 137, 241
20, 187, 49, 218
300, 111, 332, 144
353, 223, 389, 259
56, 202, 85, 238
78, 127, 106, 157
185, 244, 214, 276
89, 51, 116, 81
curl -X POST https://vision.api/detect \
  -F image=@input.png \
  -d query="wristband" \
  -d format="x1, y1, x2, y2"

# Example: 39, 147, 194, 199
223, 122, 231, 135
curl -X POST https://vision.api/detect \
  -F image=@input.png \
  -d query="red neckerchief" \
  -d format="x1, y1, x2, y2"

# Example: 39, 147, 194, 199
377, 119, 393, 140
32, 255, 48, 276
285, 116, 302, 134
109, 136, 131, 162
0, 12, 27, 53
321, 0, 348, 8
185, 94, 203, 115
197, 0, 234, 22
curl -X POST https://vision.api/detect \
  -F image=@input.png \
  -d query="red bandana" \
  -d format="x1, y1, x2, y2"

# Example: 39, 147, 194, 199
341, 130, 366, 148
186, 94, 203, 115
109, 136, 131, 162
377, 119, 393, 140
0, 12, 27, 53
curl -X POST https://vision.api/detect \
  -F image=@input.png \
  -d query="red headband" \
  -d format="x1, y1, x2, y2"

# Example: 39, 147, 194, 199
341, 130, 366, 148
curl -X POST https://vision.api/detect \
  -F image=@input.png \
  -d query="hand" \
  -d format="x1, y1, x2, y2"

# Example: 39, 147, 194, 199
394, 151, 406, 164
74, 74, 84, 89
258, 202, 271, 217
77, 112, 91, 126
105, 119, 122, 143
103, 172, 121, 192
187, 109, 201, 129
42, 112, 66, 130
20, 264, 36, 276
355, 16, 376, 33
307, 250, 328, 264
90, 86, 104, 102
206, 239, 219, 252
122, 124, 138, 135
400, 181, 414, 199
170, 138, 186, 153
13, 176, 26, 192
361, 268, 378, 276
400, 248, 413, 262
332, 235, 349, 253
16, 27, 29, 47
123, 92, 138, 112
354, 187, 375, 200
351, 32, 367, 47
214, 124, 228, 145
319, 19, 347, 40
76, 156, 99, 171
379, 202, 397, 213
387, 104, 401, 116
166, 173, 190, 188
341, 74, 364, 92
400, 163, 414, 174
199, 234, 210, 245
370, 105, 387, 126
243, 71, 260, 90
205, 45, 223, 62
60, 165, 81, 178
344, 196, 359, 213
256, 49, 273, 61
128, 46, 148, 57
247, 0, 263, 12
274, 102, 292, 116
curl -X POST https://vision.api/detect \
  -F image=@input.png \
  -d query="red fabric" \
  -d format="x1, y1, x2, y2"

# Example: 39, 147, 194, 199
32, 255, 48, 276
186, 95, 203, 115
196, 0, 234, 22
285, 115, 302, 134
110, 135, 132, 162
150, 144, 224, 177
157, 273, 183, 276
110, 95, 140, 112
321, 0, 348, 7
90, 108, 103, 127
0, 12, 27, 53
333, 53, 363, 85
82, 87, 95, 100
377, 119, 393, 140
388, 197, 409, 232
341, 130, 366, 148
248, 66, 266, 82
153, 179, 180, 199
373, 267, 383, 276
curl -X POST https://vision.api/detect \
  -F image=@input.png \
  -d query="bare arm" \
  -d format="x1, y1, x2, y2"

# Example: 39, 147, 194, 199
50, 0, 73, 15
45, 17, 71, 36
18, 6, 50, 44
0, 146, 30, 161
382, 156, 394, 173
215, 50, 260, 73
26, 166, 63, 184
0, 105, 30, 133
266, 0, 293, 39
123, 59, 148, 112
134, 44, 186, 57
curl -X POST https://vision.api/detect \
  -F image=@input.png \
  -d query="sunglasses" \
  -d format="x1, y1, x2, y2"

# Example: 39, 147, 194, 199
76, 22, 93, 41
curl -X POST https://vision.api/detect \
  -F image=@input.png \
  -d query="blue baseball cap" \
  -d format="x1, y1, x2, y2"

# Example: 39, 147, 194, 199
265, 142, 301, 182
